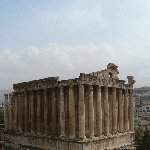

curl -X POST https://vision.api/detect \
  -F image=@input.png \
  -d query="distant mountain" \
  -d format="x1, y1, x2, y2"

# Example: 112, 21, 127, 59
0, 89, 12, 104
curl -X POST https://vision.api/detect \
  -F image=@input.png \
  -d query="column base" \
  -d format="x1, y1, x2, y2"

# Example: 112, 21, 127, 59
78, 136, 87, 141
0, 131, 135, 150
59, 134, 67, 138
69, 135, 76, 139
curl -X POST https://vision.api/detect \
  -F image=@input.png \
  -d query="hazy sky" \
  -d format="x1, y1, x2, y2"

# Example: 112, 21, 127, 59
1, 0, 150, 89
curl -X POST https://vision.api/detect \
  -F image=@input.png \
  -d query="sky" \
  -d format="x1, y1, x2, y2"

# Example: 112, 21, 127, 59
1, 0, 150, 89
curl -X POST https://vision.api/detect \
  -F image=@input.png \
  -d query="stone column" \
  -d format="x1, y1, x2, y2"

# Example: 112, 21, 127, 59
36, 90, 42, 135
4, 94, 9, 130
118, 88, 123, 132
11, 94, 15, 131
13, 93, 18, 131
88, 85, 94, 138
51, 88, 56, 135
112, 87, 117, 134
21, 93, 24, 132
129, 89, 134, 131
96, 85, 102, 136
79, 84, 86, 139
44, 89, 49, 135
18, 92, 23, 133
24, 91, 29, 133
124, 89, 129, 132
8, 93, 13, 131
104, 86, 109, 135
59, 86, 66, 137
30, 91, 35, 134
69, 85, 75, 138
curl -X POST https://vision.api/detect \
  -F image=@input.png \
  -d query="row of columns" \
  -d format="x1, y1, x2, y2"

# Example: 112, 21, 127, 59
4, 85, 134, 139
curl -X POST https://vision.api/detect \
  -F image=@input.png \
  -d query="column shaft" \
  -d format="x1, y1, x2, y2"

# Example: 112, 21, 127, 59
21, 93, 24, 132
4, 94, 9, 130
36, 90, 42, 135
112, 87, 117, 134
13, 93, 18, 131
96, 86, 102, 136
104, 86, 109, 135
118, 89, 123, 132
129, 89, 134, 131
18, 93, 23, 133
124, 89, 129, 131
69, 85, 75, 138
88, 85, 94, 137
79, 84, 86, 139
51, 88, 56, 135
30, 91, 35, 134
59, 86, 65, 137
11, 94, 15, 131
44, 89, 49, 135
24, 91, 29, 133
8, 94, 13, 130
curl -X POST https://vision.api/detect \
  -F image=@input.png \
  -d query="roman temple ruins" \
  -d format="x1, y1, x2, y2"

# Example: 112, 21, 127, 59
1, 63, 135, 150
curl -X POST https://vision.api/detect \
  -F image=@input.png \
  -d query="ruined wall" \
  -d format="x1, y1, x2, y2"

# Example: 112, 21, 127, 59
2, 63, 136, 150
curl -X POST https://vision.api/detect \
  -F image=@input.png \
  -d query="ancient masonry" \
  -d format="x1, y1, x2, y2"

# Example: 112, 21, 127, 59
1, 63, 135, 150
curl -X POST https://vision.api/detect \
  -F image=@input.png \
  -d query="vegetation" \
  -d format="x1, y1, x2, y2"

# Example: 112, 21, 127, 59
136, 126, 150, 150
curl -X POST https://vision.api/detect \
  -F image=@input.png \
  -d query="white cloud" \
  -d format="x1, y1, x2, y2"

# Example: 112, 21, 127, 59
0, 42, 149, 89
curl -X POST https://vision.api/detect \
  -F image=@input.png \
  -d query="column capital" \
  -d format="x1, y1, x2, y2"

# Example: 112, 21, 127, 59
118, 88, 123, 93
95, 85, 101, 92
79, 84, 84, 89
20, 92, 24, 97
112, 87, 116, 92
43, 88, 48, 94
59, 85, 63, 90
13, 92, 18, 96
104, 86, 108, 91
36, 89, 41, 94
30, 90, 34, 97
9, 93, 12, 97
124, 88, 128, 93
4, 94, 8, 98
69, 84, 74, 89
88, 84, 93, 91
17, 92, 21, 97
129, 89, 133, 94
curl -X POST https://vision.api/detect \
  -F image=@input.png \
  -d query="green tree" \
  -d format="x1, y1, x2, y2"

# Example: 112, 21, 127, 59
138, 126, 150, 150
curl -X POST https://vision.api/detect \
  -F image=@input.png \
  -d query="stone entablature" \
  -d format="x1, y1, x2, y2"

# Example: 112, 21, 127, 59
3, 63, 135, 150
13, 63, 135, 92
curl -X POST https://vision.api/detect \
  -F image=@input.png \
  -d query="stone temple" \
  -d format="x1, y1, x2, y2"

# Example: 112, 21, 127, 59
1, 63, 135, 150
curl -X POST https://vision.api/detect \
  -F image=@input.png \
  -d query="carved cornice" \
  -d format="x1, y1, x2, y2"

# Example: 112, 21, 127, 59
12, 63, 135, 92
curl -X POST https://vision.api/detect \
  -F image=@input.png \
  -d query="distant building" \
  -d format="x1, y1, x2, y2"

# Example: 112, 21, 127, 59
134, 95, 150, 118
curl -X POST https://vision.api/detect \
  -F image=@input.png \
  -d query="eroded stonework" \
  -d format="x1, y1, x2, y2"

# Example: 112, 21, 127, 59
1, 63, 135, 150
